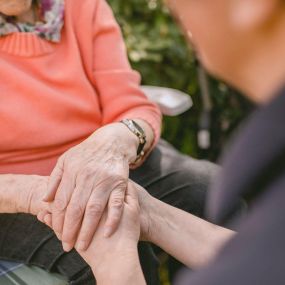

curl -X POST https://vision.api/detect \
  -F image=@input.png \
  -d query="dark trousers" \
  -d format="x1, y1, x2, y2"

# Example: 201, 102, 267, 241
0, 140, 218, 284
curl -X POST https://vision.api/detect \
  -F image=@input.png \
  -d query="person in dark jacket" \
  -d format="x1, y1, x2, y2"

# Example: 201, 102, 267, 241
40, 0, 285, 284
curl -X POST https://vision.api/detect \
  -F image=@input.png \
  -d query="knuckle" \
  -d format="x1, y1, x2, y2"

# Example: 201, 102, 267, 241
111, 174, 128, 188
86, 202, 103, 217
110, 197, 124, 210
67, 203, 84, 221
67, 159, 80, 172
81, 166, 95, 180
53, 199, 67, 212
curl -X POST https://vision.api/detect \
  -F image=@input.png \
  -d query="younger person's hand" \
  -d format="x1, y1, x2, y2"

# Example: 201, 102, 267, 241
77, 181, 140, 270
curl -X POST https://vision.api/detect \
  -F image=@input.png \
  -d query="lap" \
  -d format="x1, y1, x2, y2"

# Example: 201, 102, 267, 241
130, 139, 219, 218
0, 213, 92, 284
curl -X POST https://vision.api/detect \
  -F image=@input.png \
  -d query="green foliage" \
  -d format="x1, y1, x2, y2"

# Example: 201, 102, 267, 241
107, 0, 252, 161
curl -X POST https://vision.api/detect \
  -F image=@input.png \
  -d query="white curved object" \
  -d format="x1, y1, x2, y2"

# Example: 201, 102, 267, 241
141, 85, 193, 116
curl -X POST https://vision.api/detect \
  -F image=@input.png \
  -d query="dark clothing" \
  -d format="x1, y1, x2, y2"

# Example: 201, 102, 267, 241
176, 88, 285, 284
0, 139, 217, 285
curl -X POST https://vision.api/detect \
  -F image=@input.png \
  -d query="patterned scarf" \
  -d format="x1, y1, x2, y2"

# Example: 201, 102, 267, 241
0, 0, 65, 42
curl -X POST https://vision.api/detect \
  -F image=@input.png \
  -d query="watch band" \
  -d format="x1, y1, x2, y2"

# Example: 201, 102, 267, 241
120, 119, 147, 163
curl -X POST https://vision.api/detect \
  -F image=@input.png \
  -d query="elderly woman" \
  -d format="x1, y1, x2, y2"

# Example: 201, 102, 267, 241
0, 0, 217, 284
71, 0, 285, 284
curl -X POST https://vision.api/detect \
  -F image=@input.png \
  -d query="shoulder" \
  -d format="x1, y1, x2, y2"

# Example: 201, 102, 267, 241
64, 0, 112, 22
64, 0, 96, 16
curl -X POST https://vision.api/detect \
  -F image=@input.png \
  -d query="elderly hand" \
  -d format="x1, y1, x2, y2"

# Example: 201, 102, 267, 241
40, 181, 142, 283
41, 123, 139, 252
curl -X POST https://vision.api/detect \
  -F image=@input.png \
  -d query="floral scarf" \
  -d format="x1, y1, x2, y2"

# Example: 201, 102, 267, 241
0, 0, 65, 42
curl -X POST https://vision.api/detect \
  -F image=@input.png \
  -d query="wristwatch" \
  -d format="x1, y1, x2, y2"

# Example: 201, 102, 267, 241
120, 119, 147, 163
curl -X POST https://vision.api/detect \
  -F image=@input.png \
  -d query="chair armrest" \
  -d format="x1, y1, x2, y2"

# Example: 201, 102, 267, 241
141, 85, 193, 116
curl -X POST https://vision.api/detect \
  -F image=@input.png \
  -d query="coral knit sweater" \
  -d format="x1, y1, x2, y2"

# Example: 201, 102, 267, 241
0, 0, 161, 175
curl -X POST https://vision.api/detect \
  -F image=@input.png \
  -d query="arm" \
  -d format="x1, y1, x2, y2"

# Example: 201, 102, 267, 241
90, 0, 160, 160
91, 0, 162, 150
42, 0, 161, 253
0, 174, 48, 215
138, 183, 235, 268
175, 179, 285, 285
81, 181, 232, 283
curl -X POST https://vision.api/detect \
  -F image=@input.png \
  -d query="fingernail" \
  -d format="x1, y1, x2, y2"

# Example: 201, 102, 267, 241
103, 227, 112, 238
77, 241, 87, 251
62, 242, 72, 252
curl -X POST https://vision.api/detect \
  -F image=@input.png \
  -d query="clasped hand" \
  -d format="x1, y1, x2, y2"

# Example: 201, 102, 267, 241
38, 123, 139, 252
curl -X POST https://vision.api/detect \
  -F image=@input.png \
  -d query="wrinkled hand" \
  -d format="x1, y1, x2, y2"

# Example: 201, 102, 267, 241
40, 181, 141, 275
41, 123, 138, 252
16, 175, 49, 216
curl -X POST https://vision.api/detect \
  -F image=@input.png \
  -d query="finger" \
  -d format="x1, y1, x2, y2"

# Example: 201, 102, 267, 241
43, 213, 53, 228
37, 210, 53, 230
103, 187, 125, 238
43, 158, 64, 202
51, 172, 75, 240
37, 210, 48, 223
61, 184, 94, 252
126, 181, 139, 204
75, 190, 109, 251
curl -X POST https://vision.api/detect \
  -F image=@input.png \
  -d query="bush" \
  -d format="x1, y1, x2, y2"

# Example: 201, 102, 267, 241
107, 0, 252, 161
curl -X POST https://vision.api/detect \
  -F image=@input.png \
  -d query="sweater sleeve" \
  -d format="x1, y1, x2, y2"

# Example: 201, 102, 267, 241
91, 0, 162, 148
